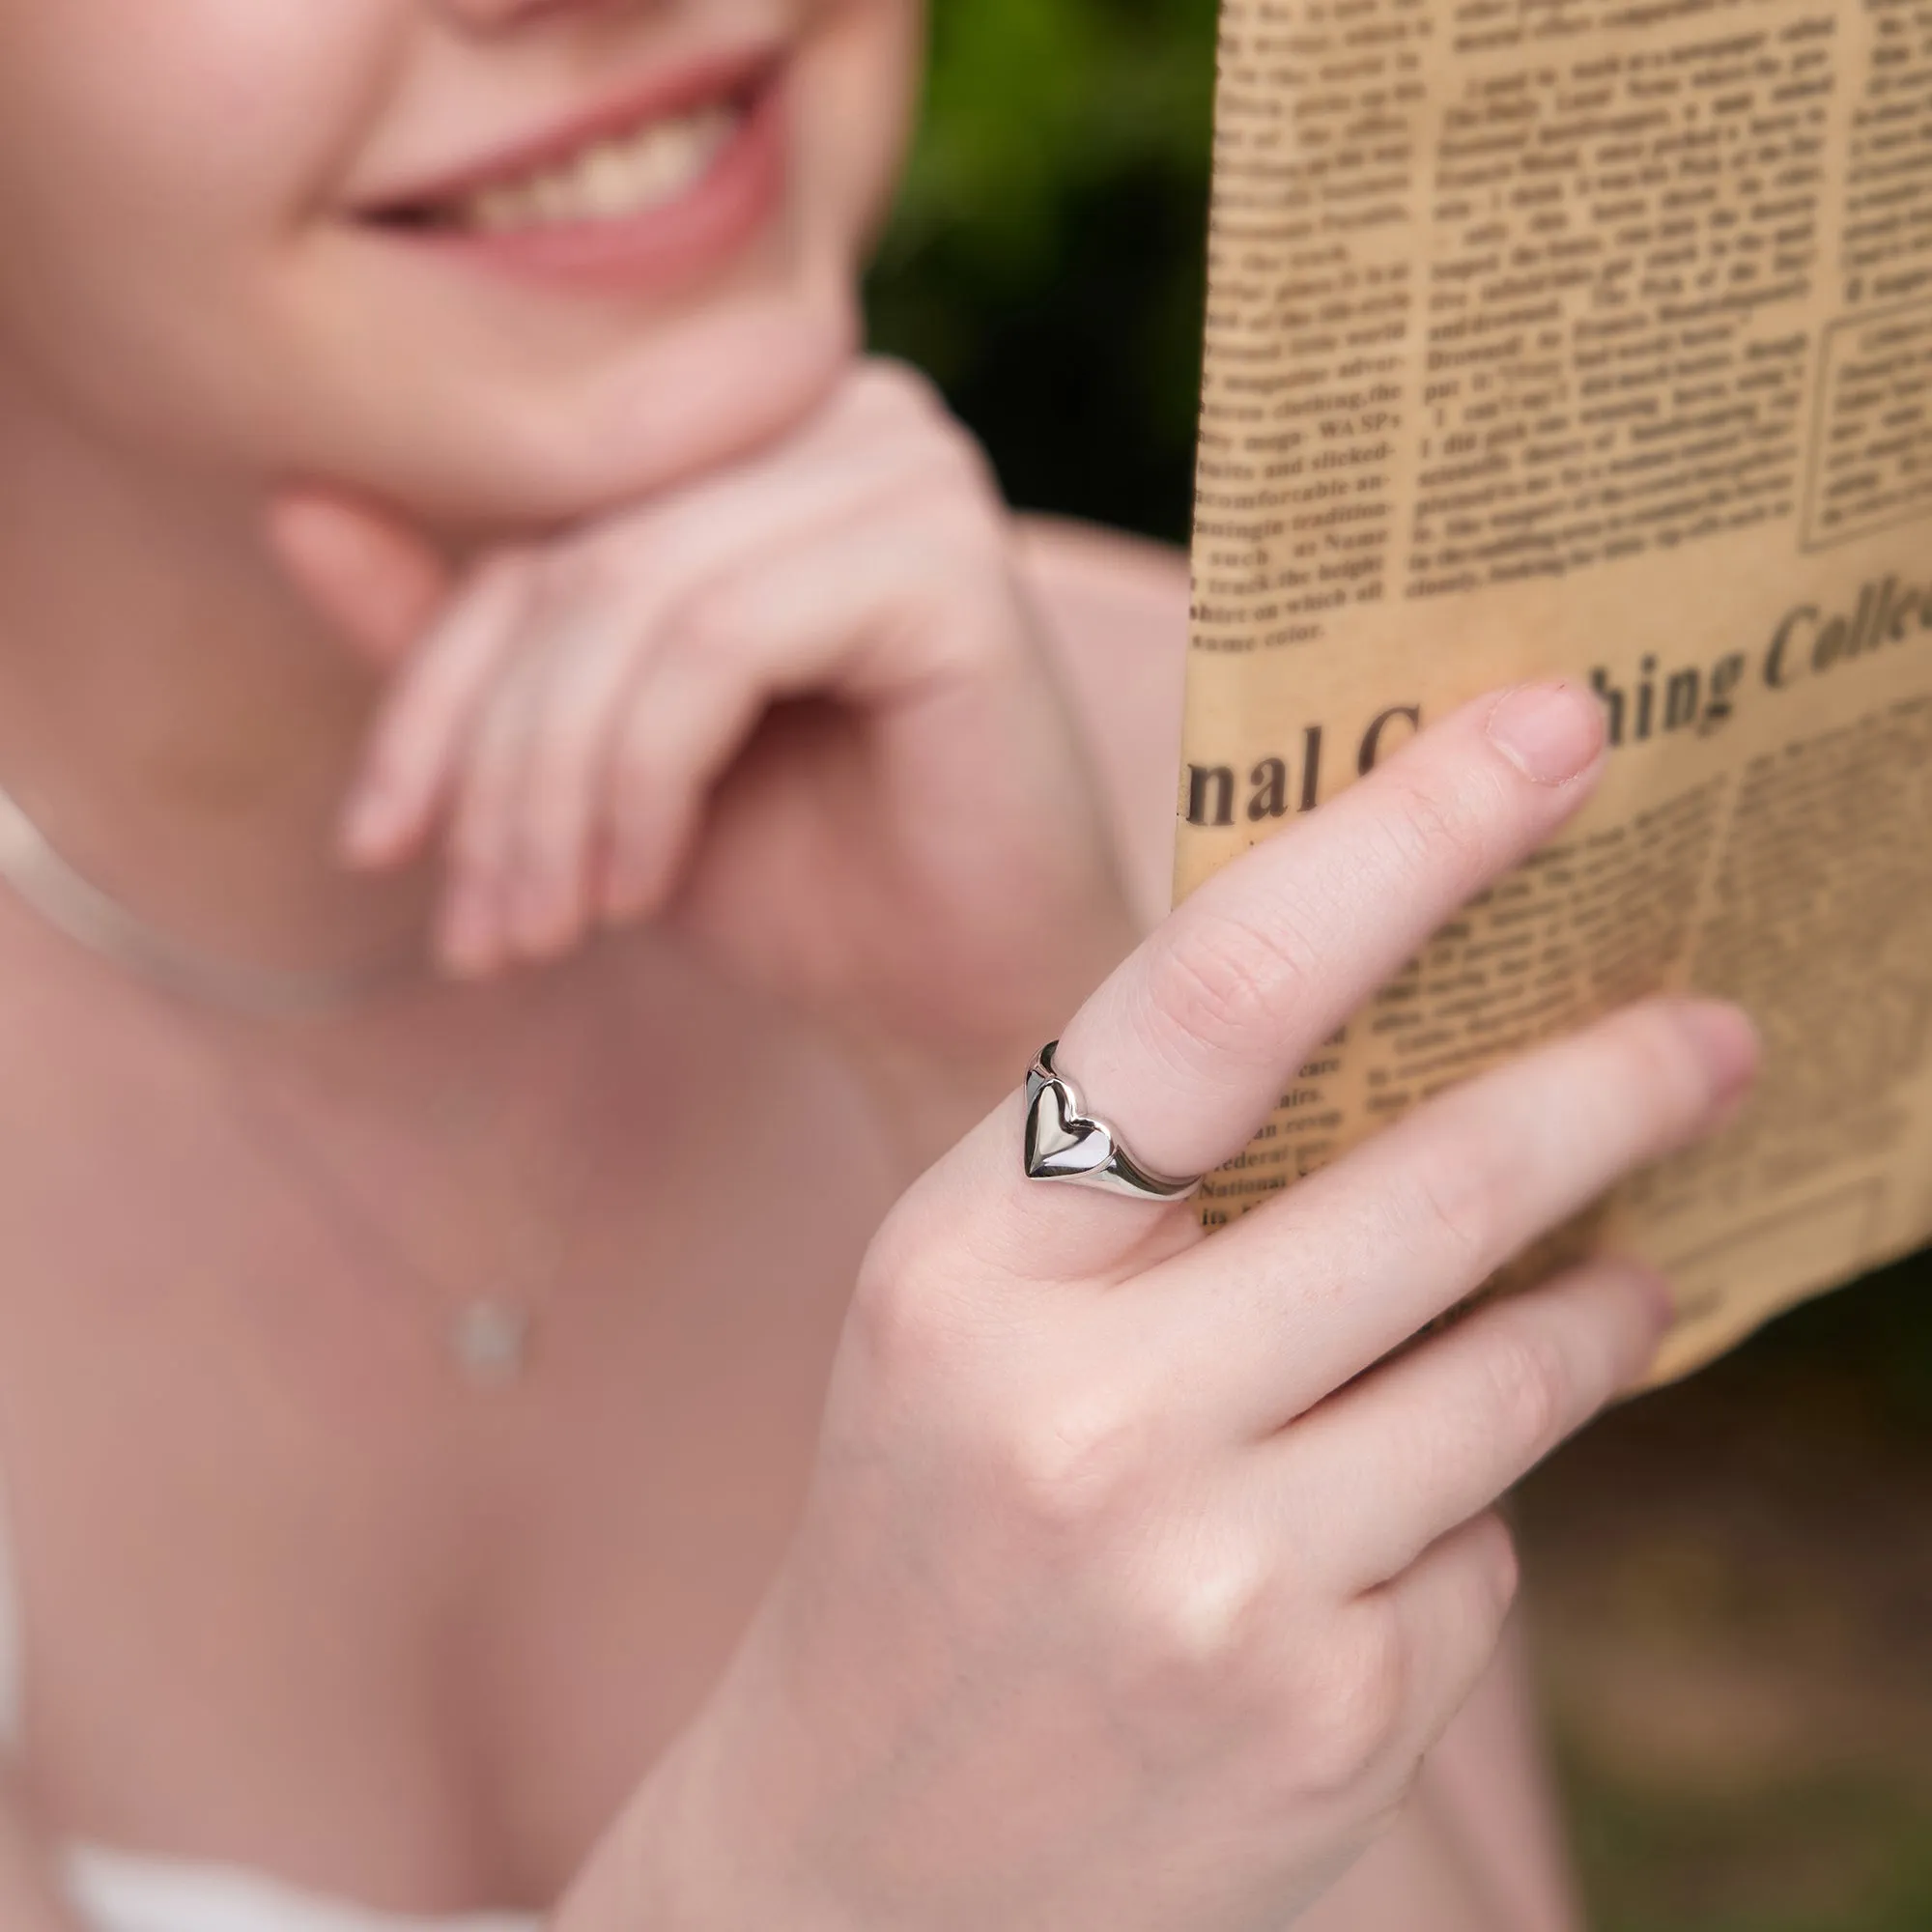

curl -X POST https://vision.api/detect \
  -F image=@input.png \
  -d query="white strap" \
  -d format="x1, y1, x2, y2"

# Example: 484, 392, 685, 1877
66, 1845, 542, 1932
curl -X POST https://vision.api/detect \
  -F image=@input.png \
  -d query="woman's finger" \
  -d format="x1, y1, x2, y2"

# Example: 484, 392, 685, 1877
1281, 1258, 1672, 1594
1373, 1512, 1521, 1771
600, 655, 756, 922
435, 627, 575, 975
1248, 1518, 1517, 1847
1061, 686, 1610, 1179
340, 556, 535, 866
503, 485, 928, 948
923, 685, 1611, 1286
267, 489, 452, 668
321, 363, 958, 887
597, 506, 988, 919
491, 591, 662, 960
483, 407, 962, 952
1105, 997, 1755, 1438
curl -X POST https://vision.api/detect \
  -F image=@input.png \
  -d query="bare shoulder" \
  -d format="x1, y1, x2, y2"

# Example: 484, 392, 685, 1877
1013, 515, 1188, 931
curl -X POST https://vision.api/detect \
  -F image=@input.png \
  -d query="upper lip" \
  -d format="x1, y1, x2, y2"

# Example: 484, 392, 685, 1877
355, 45, 779, 219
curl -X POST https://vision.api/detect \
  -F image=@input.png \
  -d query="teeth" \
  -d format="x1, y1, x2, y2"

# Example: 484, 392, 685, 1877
462, 105, 738, 234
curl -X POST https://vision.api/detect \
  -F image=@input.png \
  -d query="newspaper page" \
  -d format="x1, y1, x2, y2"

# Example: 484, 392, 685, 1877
1178, 0, 1932, 1380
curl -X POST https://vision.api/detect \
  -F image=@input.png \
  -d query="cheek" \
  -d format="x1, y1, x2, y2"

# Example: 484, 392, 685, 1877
1, 0, 385, 191
0, 2, 389, 440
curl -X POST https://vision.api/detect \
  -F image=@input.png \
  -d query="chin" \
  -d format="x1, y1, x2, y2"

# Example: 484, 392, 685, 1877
273, 261, 863, 541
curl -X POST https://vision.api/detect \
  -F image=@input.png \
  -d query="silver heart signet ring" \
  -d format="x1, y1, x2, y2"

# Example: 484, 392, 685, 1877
1022, 1041, 1206, 1204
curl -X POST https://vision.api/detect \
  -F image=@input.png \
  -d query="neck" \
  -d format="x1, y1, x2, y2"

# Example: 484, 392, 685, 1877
0, 382, 439, 979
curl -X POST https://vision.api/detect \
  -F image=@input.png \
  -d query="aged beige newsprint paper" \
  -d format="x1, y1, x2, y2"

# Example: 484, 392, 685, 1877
1177, 0, 1932, 1378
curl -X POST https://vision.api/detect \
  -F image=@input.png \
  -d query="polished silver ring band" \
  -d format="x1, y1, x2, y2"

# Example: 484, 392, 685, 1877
1022, 1041, 1205, 1203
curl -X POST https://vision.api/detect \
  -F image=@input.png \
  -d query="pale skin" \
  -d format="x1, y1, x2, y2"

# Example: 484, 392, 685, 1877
0, 2, 1757, 1927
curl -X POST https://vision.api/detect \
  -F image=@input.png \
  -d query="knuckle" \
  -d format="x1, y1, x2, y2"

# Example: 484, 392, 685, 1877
846, 1230, 972, 1403
923, 420, 1002, 498
536, 538, 631, 610
995, 1390, 1154, 1538
856, 355, 948, 424
681, 585, 775, 684
855, 363, 996, 491
1373, 771, 1493, 894
1151, 908, 1313, 1054
1480, 1320, 1576, 1457
844, 1274, 931, 1395
662, 592, 737, 674
1119, 1548, 1273, 1702
1398, 1136, 1501, 1272
1292, 1606, 1409, 1792
903, 452, 1001, 530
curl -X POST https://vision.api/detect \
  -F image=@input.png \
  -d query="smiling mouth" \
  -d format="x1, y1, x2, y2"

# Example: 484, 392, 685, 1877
368, 81, 758, 237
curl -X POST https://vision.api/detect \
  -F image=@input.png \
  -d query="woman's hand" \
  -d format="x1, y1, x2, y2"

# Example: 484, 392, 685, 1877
558, 686, 1756, 1932
271, 360, 1135, 1066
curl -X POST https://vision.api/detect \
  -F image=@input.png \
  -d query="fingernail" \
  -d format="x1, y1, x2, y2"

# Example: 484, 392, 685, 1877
591, 853, 627, 923
1676, 999, 1761, 1115
339, 785, 401, 865
438, 886, 497, 979
1486, 682, 1605, 785
600, 856, 652, 924
515, 875, 579, 959
509, 870, 550, 946
1627, 1263, 1679, 1335
1611, 1264, 1679, 1378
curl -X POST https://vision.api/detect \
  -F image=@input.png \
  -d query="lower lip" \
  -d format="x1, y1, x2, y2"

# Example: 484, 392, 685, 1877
367, 71, 788, 294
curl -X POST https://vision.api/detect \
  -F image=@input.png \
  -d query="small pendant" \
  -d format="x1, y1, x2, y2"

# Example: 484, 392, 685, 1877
450, 1299, 532, 1389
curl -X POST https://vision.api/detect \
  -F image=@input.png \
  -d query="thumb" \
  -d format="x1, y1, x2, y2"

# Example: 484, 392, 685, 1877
268, 488, 454, 668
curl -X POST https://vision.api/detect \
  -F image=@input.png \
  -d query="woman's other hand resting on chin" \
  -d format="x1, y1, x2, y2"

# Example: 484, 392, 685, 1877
517, 685, 1752, 1930
271, 358, 1139, 1109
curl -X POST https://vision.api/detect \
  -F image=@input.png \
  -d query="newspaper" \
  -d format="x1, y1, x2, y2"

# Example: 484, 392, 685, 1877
1178, 0, 1932, 1380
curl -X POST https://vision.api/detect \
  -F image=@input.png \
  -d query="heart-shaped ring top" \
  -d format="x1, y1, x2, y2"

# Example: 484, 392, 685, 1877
1024, 1065, 1117, 1180
1020, 1042, 1206, 1202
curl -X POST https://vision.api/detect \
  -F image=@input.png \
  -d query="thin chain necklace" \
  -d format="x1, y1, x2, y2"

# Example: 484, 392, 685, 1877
0, 782, 421, 1016
213, 1009, 609, 1390
0, 774, 605, 1388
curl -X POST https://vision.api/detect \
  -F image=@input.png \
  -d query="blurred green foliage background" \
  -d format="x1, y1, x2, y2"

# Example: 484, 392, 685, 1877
867, 7, 1932, 1927
867, 0, 1218, 542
